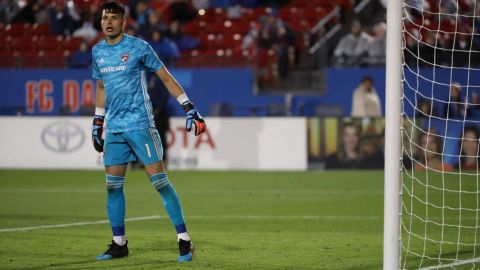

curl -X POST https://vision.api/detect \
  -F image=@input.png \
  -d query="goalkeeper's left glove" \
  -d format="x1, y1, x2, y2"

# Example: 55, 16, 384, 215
182, 101, 206, 136
92, 115, 104, 153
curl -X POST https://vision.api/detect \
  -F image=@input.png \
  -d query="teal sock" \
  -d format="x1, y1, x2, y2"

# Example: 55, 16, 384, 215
106, 174, 125, 238
149, 173, 186, 228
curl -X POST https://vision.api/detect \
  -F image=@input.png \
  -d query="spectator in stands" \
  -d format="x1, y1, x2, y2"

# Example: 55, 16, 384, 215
73, 20, 98, 43
418, 31, 437, 66
149, 28, 181, 67
414, 129, 454, 171
359, 134, 384, 169
258, 10, 294, 79
416, 98, 439, 118
137, 10, 168, 40
470, 92, 480, 118
325, 122, 362, 169
0, 0, 20, 23
10, 0, 37, 24
48, 0, 80, 36
456, 126, 480, 171
9, 0, 48, 24
333, 20, 372, 67
241, 10, 294, 80
68, 41, 91, 68
451, 32, 473, 66
404, 0, 430, 18
73, 3, 99, 42
367, 22, 386, 66
351, 76, 382, 117
443, 82, 470, 119
133, 0, 152, 28
165, 20, 200, 51
438, 0, 458, 21
168, 0, 197, 24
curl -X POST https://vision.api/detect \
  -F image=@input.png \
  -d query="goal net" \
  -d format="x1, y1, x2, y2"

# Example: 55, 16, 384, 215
398, 0, 480, 269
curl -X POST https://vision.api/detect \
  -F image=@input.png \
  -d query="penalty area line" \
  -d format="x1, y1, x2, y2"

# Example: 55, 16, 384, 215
0, 215, 382, 233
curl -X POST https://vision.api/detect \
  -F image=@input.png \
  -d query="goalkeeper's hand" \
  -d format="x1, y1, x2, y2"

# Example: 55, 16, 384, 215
182, 101, 206, 136
92, 115, 105, 153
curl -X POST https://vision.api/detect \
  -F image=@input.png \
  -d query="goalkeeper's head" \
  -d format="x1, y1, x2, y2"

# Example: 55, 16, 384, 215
100, 1, 126, 40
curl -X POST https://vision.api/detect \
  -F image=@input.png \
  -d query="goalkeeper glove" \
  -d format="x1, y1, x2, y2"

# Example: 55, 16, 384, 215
182, 101, 206, 136
92, 115, 105, 153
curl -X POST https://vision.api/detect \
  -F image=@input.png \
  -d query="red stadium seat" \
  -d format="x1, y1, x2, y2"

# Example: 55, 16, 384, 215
11, 36, 39, 52
0, 51, 17, 68
41, 50, 69, 68
38, 36, 64, 51
5, 23, 31, 37
63, 36, 83, 52
31, 24, 51, 37
229, 21, 251, 34
18, 50, 42, 68
0, 36, 13, 51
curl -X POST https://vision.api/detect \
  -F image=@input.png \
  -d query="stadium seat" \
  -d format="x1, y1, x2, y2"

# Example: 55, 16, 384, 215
41, 50, 69, 68
0, 36, 13, 52
63, 36, 83, 52
5, 23, 31, 37
11, 36, 38, 52
38, 36, 64, 51
31, 24, 50, 37
0, 51, 17, 68
18, 51, 42, 68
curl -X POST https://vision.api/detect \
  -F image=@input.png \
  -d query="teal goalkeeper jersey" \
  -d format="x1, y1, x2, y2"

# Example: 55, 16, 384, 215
92, 34, 164, 133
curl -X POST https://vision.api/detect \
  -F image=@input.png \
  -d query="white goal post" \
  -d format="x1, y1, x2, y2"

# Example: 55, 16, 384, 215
384, 0, 480, 269
384, 0, 402, 269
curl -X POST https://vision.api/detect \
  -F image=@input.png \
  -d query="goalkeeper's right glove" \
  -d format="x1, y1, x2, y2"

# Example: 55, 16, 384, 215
92, 115, 104, 153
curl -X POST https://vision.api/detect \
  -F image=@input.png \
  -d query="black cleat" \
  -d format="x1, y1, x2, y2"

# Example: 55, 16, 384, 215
178, 239, 194, 262
95, 240, 129, 260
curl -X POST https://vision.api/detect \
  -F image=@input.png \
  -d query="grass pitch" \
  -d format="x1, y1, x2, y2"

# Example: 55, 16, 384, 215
0, 170, 385, 269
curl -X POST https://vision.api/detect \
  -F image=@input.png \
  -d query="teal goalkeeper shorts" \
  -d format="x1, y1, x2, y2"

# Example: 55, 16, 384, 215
103, 127, 164, 167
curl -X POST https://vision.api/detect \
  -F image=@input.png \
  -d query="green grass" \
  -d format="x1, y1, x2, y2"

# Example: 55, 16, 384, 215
0, 170, 385, 270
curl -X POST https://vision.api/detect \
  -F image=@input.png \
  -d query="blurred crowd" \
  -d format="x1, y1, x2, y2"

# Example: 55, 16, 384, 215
2, 0, 480, 70
403, 0, 480, 67
0, 0, 296, 69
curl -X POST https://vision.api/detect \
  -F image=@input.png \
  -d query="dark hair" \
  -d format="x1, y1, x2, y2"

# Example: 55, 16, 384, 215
361, 76, 373, 83
101, 1, 125, 17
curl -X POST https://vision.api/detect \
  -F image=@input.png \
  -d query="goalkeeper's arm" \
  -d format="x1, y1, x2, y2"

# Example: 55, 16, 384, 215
155, 67, 206, 136
92, 80, 106, 152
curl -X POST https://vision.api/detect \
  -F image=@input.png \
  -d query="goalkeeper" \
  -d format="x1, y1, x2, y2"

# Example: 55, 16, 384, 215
91, 1, 206, 262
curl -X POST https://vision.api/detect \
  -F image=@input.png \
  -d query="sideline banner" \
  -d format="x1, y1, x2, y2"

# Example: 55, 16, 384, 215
0, 117, 307, 170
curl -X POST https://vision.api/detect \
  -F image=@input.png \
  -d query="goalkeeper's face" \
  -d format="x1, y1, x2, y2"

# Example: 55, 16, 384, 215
101, 11, 125, 40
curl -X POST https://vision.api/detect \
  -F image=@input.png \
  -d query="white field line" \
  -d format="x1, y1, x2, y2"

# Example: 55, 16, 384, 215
0, 215, 381, 233
416, 257, 480, 270
1, 214, 478, 233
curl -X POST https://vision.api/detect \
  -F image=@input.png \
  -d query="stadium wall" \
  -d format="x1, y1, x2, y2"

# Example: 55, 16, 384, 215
4, 67, 479, 117
0, 67, 388, 117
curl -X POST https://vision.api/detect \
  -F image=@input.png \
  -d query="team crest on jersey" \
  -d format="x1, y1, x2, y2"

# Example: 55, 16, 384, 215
121, 54, 129, 62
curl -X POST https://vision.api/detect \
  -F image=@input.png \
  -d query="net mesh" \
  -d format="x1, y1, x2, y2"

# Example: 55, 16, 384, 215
401, 0, 480, 269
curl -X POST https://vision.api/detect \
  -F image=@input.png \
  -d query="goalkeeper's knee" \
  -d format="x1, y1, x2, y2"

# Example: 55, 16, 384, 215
149, 173, 170, 191
106, 174, 125, 190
